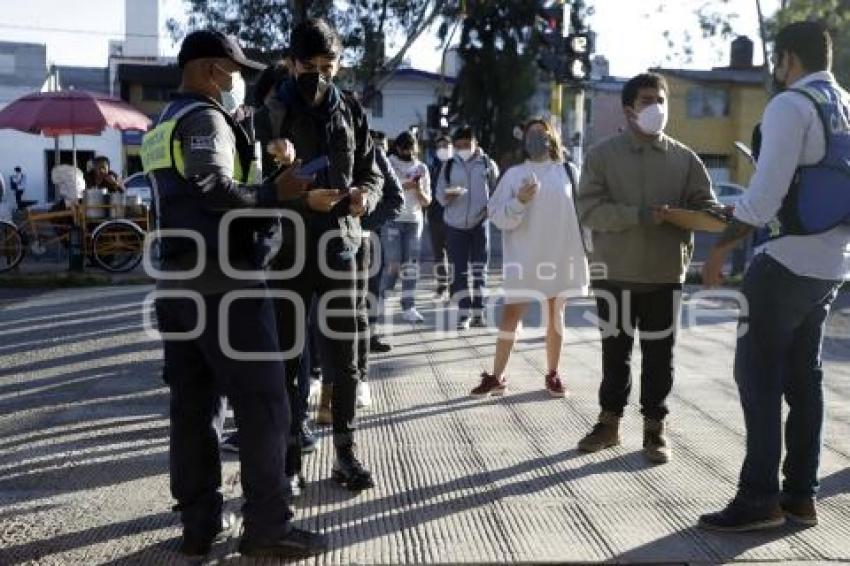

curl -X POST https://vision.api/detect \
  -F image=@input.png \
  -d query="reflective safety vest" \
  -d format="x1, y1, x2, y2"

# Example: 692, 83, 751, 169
141, 95, 264, 264
756, 80, 850, 244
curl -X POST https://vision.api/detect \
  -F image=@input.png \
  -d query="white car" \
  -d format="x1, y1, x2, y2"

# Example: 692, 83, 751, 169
715, 182, 746, 208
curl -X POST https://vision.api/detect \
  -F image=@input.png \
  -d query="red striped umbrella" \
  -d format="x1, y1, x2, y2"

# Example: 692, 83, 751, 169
0, 89, 152, 168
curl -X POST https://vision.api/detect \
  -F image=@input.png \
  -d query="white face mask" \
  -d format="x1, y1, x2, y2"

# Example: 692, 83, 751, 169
214, 65, 246, 114
436, 147, 452, 162
635, 103, 667, 136
457, 149, 473, 161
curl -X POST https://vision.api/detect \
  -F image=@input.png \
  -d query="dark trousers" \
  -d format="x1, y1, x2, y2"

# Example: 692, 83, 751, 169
593, 282, 682, 421
735, 253, 841, 504
367, 229, 384, 327
446, 222, 489, 312
295, 296, 318, 419
427, 207, 449, 293
156, 289, 292, 541
274, 248, 360, 448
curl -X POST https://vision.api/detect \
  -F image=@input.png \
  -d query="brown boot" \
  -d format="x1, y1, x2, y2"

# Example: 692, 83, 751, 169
643, 418, 670, 464
316, 384, 333, 425
577, 411, 621, 453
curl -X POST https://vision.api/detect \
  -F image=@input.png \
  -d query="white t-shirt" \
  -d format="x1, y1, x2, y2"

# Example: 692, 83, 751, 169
733, 71, 850, 281
389, 154, 430, 223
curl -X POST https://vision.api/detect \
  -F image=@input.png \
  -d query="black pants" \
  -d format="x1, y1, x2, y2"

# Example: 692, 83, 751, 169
427, 207, 449, 293
156, 288, 292, 541
274, 246, 360, 448
356, 236, 371, 380
367, 228, 384, 327
593, 282, 682, 421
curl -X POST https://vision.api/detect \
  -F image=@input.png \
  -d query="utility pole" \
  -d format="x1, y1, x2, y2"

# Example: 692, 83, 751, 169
538, 0, 592, 166
548, 0, 566, 133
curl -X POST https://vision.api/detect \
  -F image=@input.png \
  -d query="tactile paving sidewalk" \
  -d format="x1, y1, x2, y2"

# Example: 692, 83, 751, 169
1, 281, 849, 565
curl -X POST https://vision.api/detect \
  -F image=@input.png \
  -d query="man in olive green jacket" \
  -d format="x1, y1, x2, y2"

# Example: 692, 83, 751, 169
576, 72, 718, 464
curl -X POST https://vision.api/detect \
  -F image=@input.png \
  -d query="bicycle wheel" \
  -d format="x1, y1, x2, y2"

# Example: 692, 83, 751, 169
91, 220, 145, 273
0, 220, 24, 273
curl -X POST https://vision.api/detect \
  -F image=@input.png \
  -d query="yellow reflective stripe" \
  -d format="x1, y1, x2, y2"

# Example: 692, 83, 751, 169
173, 140, 186, 176
140, 120, 177, 172
247, 161, 260, 184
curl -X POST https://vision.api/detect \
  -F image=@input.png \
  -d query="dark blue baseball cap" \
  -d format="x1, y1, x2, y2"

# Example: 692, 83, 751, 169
178, 30, 266, 70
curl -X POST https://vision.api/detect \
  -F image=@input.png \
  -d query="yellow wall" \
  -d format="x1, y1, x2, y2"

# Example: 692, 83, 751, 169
127, 84, 169, 117
659, 73, 768, 186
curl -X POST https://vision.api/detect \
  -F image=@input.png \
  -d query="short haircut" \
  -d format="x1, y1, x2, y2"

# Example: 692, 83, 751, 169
434, 134, 451, 144
452, 125, 475, 142
289, 18, 342, 62
395, 131, 416, 150
775, 21, 832, 72
93, 155, 110, 166
621, 73, 669, 108
370, 130, 387, 142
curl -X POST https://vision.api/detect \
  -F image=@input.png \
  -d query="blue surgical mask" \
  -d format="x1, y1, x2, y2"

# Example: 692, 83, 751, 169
214, 64, 245, 114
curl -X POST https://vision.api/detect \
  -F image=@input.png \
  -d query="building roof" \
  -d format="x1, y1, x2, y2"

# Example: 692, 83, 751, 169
385, 67, 456, 84
55, 66, 109, 94
652, 66, 767, 86
117, 63, 181, 87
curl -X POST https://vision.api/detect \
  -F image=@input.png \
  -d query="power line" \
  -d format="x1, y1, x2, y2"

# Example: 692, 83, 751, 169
0, 22, 173, 39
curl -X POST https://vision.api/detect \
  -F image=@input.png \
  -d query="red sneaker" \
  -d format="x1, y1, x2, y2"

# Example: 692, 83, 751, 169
470, 372, 507, 398
544, 370, 568, 398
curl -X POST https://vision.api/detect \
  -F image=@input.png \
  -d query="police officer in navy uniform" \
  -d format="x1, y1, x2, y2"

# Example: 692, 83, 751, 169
142, 30, 326, 558
700, 22, 850, 531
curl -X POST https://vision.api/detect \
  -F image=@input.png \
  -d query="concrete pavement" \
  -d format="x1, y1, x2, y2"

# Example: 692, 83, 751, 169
0, 279, 849, 564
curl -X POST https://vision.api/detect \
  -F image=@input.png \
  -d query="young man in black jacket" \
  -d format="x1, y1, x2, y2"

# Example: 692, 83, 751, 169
264, 18, 383, 491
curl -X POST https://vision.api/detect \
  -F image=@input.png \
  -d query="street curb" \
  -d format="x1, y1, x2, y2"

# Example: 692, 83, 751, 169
0, 272, 153, 288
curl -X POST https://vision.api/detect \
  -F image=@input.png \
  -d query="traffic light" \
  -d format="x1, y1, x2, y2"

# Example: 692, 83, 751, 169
536, 1, 595, 85
562, 32, 593, 83
427, 96, 451, 130
536, 2, 566, 75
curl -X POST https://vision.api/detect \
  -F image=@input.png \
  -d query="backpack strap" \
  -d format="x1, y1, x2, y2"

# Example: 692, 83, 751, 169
443, 158, 454, 184
564, 160, 589, 254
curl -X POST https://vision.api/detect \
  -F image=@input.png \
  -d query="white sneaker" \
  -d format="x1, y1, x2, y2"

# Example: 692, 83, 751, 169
402, 307, 425, 323
357, 381, 372, 408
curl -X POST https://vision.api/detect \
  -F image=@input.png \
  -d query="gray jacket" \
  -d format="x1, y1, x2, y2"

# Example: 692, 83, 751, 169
435, 150, 499, 230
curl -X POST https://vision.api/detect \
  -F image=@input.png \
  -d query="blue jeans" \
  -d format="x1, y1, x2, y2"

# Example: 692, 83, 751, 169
735, 253, 841, 504
381, 220, 423, 311
446, 222, 489, 313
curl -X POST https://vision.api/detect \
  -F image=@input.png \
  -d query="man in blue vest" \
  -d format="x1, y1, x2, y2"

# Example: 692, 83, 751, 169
142, 30, 327, 558
700, 22, 850, 531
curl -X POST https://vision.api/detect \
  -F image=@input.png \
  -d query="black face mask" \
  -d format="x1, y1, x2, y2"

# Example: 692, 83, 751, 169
296, 72, 331, 106
398, 152, 413, 161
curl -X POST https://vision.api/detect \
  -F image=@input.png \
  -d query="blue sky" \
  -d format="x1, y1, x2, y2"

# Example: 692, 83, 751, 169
0, 0, 782, 76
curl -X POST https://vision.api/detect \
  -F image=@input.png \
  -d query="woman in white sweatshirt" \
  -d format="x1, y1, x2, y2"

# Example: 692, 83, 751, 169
471, 119, 589, 398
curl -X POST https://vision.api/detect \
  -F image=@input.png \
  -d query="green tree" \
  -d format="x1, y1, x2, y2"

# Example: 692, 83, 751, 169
167, 0, 443, 100
438, 0, 543, 165
770, 0, 850, 86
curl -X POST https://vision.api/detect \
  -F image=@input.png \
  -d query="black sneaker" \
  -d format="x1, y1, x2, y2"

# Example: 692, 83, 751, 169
470, 313, 487, 328
301, 421, 318, 454
369, 334, 392, 353
220, 432, 239, 454
698, 498, 785, 532
178, 515, 233, 558
238, 527, 328, 558
332, 445, 374, 491
780, 495, 818, 526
